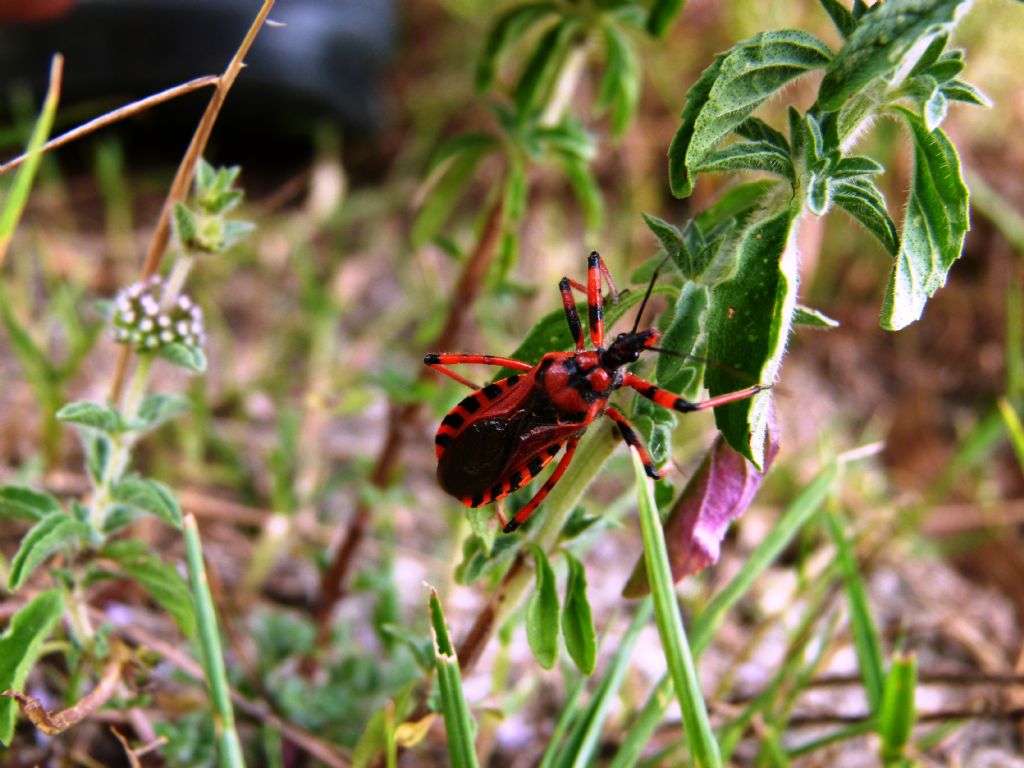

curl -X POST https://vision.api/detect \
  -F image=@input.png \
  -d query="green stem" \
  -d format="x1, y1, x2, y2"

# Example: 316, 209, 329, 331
184, 514, 246, 768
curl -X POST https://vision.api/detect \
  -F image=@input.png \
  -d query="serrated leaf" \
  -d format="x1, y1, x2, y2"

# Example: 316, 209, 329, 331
695, 140, 794, 181
134, 393, 191, 433
526, 545, 559, 669
942, 79, 991, 106
794, 305, 840, 328
56, 400, 123, 435
9, 514, 90, 590
156, 343, 206, 373
705, 205, 798, 466
561, 553, 596, 675
597, 24, 640, 137
831, 155, 884, 177
0, 590, 63, 745
475, 2, 559, 93
102, 540, 195, 638
734, 117, 790, 152
647, 0, 685, 37
515, 18, 579, 117
881, 108, 968, 330
0, 486, 62, 522
832, 177, 899, 255
817, 0, 971, 111
656, 282, 708, 387
111, 476, 182, 529
668, 30, 832, 198
818, 0, 859, 38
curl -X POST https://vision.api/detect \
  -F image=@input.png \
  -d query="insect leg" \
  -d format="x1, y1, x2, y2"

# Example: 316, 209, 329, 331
623, 372, 767, 413
559, 278, 586, 351
585, 251, 605, 348
503, 436, 580, 533
605, 406, 666, 480
424, 353, 533, 389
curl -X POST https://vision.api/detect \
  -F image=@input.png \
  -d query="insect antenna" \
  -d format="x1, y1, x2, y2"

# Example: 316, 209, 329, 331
631, 253, 673, 334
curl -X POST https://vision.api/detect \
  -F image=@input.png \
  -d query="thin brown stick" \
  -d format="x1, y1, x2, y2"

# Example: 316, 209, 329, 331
109, 0, 278, 402
312, 197, 505, 650
0, 76, 220, 176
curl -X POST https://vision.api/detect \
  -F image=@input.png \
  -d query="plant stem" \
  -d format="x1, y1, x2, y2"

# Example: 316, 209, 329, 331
184, 514, 246, 768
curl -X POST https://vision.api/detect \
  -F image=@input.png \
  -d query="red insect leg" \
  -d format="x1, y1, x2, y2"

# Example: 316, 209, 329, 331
503, 436, 580, 533
622, 372, 766, 413
605, 406, 667, 480
424, 353, 533, 390
561, 251, 618, 349
559, 278, 586, 351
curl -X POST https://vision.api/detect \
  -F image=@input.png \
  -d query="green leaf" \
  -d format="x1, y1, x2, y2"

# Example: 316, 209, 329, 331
646, 0, 685, 37
832, 177, 899, 256
694, 140, 794, 181
9, 514, 90, 590
831, 155, 884, 178
807, 172, 831, 215
561, 553, 596, 675
172, 202, 199, 246
641, 212, 685, 260
705, 204, 798, 466
102, 540, 196, 638
879, 653, 918, 761
429, 590, 480, 768
924, 85, 949, 131
515, 18, 579, 118
84, 433, 111, 486
526, 545, 559, 669
111, 476, 183, 529
921, 57, 965, 84
134, 393, 191, 433
818, 0, 859, 39
817, 0, 971, 112
0, 486, 62, 522
793, 305, 840, 328
536, 120, 596, 162
411, 140, 496, 249
942, 79, 991, 106
0, 590, 63, 746
655, 282, 708, 387
881, 108, 969, 330
597, 24, 640, 137
157, 343, 207, 373
909, 32, 950, 75
734, 117, 790, 152
56, 400, 123, 435
475, 2, 559, 93
668, 30, 832, 197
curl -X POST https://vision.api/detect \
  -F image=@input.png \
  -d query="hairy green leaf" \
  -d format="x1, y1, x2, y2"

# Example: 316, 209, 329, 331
9, 514, 90, 590
56, 400, 123, 435
705, 205, 798, 466
526, 545, 559, 669
881, 108, 969, 330
669, 30, 832, 197
111, 476, 182, 529
656, 282, 708, 388
134, 393, 191, 433
561, 553, 596, 675
832, 177, 899, 255
942, 79, 991, 106
818, 0, 971, 111
694, 140, 794, 181
102, 540, 196, 638
818, 0, 859, 39
0, 486, 62, 522
734, 117, 790, 152
475, 2, 560, 93
156, 343, 207, 374
831, 155, 885, 178
0, 590, 63, 745
794, 305, 840, 328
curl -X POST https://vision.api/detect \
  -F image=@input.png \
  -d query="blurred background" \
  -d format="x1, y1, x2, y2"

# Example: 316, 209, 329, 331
1, 0, 1023, 765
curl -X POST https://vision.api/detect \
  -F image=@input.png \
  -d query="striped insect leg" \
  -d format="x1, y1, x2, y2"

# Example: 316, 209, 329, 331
585, 250, 606, 348
622, 372, 767, 413
605, 406, 666, 480
559, 278, 586, 351
424, 353, 534, 390
503, 437, 580, 534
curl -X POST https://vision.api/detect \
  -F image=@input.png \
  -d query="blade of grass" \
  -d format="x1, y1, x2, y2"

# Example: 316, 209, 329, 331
786, 721, 876, 757
537, 672, 588, 768
824, 505, 885, 713
879, 652, 918, 764
997, 398, 1024, 473
609, 459, 837, 768
183, 514, 245, 768
632, 448, 722, 768
0, 55, 62, 267
1007, 278, 1023, 400
429, 589, 480, 768
553, 600, 653, 768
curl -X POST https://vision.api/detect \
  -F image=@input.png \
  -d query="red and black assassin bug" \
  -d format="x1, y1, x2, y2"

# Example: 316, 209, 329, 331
424, 251, 764, 534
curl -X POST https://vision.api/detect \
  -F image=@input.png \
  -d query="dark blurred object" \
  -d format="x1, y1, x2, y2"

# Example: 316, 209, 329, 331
0, 0, 394, 158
